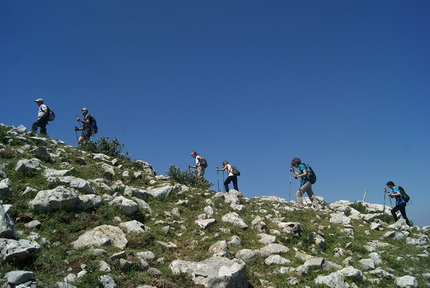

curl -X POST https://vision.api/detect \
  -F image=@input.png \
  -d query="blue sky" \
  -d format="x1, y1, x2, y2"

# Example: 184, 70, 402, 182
1, 1, 429, 226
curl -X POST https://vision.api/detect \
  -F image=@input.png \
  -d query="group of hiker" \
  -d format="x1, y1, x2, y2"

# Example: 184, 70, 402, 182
189, 153, 411, 225
31, 98, 411, 226
31, 98, 97, 145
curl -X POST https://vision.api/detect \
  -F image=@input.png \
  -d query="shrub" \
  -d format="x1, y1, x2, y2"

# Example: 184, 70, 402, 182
350, 201, 366, 213
87, 136, 130, 160
167, 165, 212, 190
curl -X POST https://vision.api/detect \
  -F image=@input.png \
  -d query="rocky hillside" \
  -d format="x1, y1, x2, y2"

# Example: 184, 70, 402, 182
0, 124, 429, 288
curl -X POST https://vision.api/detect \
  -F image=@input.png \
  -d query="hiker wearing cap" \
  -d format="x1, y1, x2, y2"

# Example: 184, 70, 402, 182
385, 181, 410, 226
217, 161, 239, 192
31, 98, 49, 135
291, 157, 317, 207
188, 151, 206, 177
74, 108, 92, 145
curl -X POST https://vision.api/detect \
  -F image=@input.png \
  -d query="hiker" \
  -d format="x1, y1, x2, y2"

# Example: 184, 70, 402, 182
31, 98, 49, 135
385, 181, 410, 225
74, 108, 93, 145
290, 157, 317, 206
188, 151, 206, 177
216, 161, 239, 192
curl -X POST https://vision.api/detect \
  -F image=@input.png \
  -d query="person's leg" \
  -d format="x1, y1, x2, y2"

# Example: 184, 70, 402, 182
303, 182, 316, 204
39, 118, 48, 135
391, 205, 399, 222
295, 185, 304, 205
232, 175, 238, 191
31, 121, 39, 133
398, 202, 410, 225
197, 166, 204, 177
40, 125, 47, 135
224, 176, 232, 192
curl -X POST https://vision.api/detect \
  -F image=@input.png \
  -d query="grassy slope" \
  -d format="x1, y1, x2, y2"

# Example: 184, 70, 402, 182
0, 125, 429, 288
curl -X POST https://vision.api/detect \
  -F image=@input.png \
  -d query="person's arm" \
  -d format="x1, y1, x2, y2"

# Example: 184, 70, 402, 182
390, 187, 401, 197
217, 164, 227, 171
78, 116, 90, 125
294, 165, 307, 178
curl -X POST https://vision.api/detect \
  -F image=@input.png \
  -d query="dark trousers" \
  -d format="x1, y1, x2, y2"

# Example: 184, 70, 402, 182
32, 118, 48, 135
391, 202, 410, 225
224, 175, 238, 192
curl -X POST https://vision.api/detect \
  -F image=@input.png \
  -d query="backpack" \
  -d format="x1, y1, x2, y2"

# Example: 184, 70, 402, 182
88, 114, 98, 134
398, 186, 410, 203
200, 157, 208, 168
305, 163, 317, 184
231, 165, 241, 176
47, 107, 55, 121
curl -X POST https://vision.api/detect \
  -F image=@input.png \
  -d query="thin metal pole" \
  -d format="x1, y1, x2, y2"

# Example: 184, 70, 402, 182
362, 188, 367, 202
289, 170, 292, 202
216, 168, 220, 192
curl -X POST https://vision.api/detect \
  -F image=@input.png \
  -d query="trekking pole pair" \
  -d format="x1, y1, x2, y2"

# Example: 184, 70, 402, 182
74, 116, 82, 144
216, 168, 225, 192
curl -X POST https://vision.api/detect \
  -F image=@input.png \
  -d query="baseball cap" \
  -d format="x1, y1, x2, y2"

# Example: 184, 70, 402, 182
34, 98, 44, 103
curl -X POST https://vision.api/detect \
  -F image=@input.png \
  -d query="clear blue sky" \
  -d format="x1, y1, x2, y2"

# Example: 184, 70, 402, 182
1, 1, 429, 226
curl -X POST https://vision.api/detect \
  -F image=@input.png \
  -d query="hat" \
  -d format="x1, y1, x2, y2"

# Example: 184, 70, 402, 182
34, 98, 44, 103
81, 107, 88, 111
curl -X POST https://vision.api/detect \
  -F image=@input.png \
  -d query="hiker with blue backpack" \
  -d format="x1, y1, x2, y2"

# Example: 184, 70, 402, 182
74, 107, 97, 145
385, 181, 410, 226
188, 151, 207, 178
290, 157, 318, 207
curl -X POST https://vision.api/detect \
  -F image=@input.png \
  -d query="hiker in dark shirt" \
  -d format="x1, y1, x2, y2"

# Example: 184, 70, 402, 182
74, 108, 92, 145
385, 181, 410, 226
31, 98, 49, 135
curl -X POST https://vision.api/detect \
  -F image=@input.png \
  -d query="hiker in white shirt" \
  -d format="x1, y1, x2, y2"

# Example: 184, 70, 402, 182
217, 161, 238, 192
31, 98, 49, 135
188, 151, 206, 177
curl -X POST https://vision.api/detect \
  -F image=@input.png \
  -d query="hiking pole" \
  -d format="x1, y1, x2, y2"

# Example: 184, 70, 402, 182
289, 168, 292, 202
216, 168, 220, 192
383, 189, 386, 214
384, 188, 393, 208
222, 171, 225, 192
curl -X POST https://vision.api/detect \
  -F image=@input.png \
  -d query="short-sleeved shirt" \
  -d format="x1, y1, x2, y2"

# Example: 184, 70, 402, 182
195, 155, 203, 167
392, 186, 405, 205
38, 104, 48, 118
298, 163, 308, 185
83, 114, 91, 128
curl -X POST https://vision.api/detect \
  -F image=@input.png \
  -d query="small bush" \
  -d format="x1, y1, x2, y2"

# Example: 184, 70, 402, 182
87, 136, 130, 160
167, 165, 212, 190
350, 201, 366, 213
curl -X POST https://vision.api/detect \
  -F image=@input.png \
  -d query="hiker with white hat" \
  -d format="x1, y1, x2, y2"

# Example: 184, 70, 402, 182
31, 98, 49, 135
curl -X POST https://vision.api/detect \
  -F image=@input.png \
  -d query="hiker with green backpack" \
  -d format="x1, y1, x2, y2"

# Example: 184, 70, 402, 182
74, 107, 97, 145
290, 157, 318, 207
188, 151, 207, 178
216, 161, 239, 192
385, 181, 411, 226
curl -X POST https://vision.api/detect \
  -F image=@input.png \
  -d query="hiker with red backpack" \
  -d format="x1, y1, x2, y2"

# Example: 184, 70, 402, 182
385, 181, 410, 226
216, 161, 239, 192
